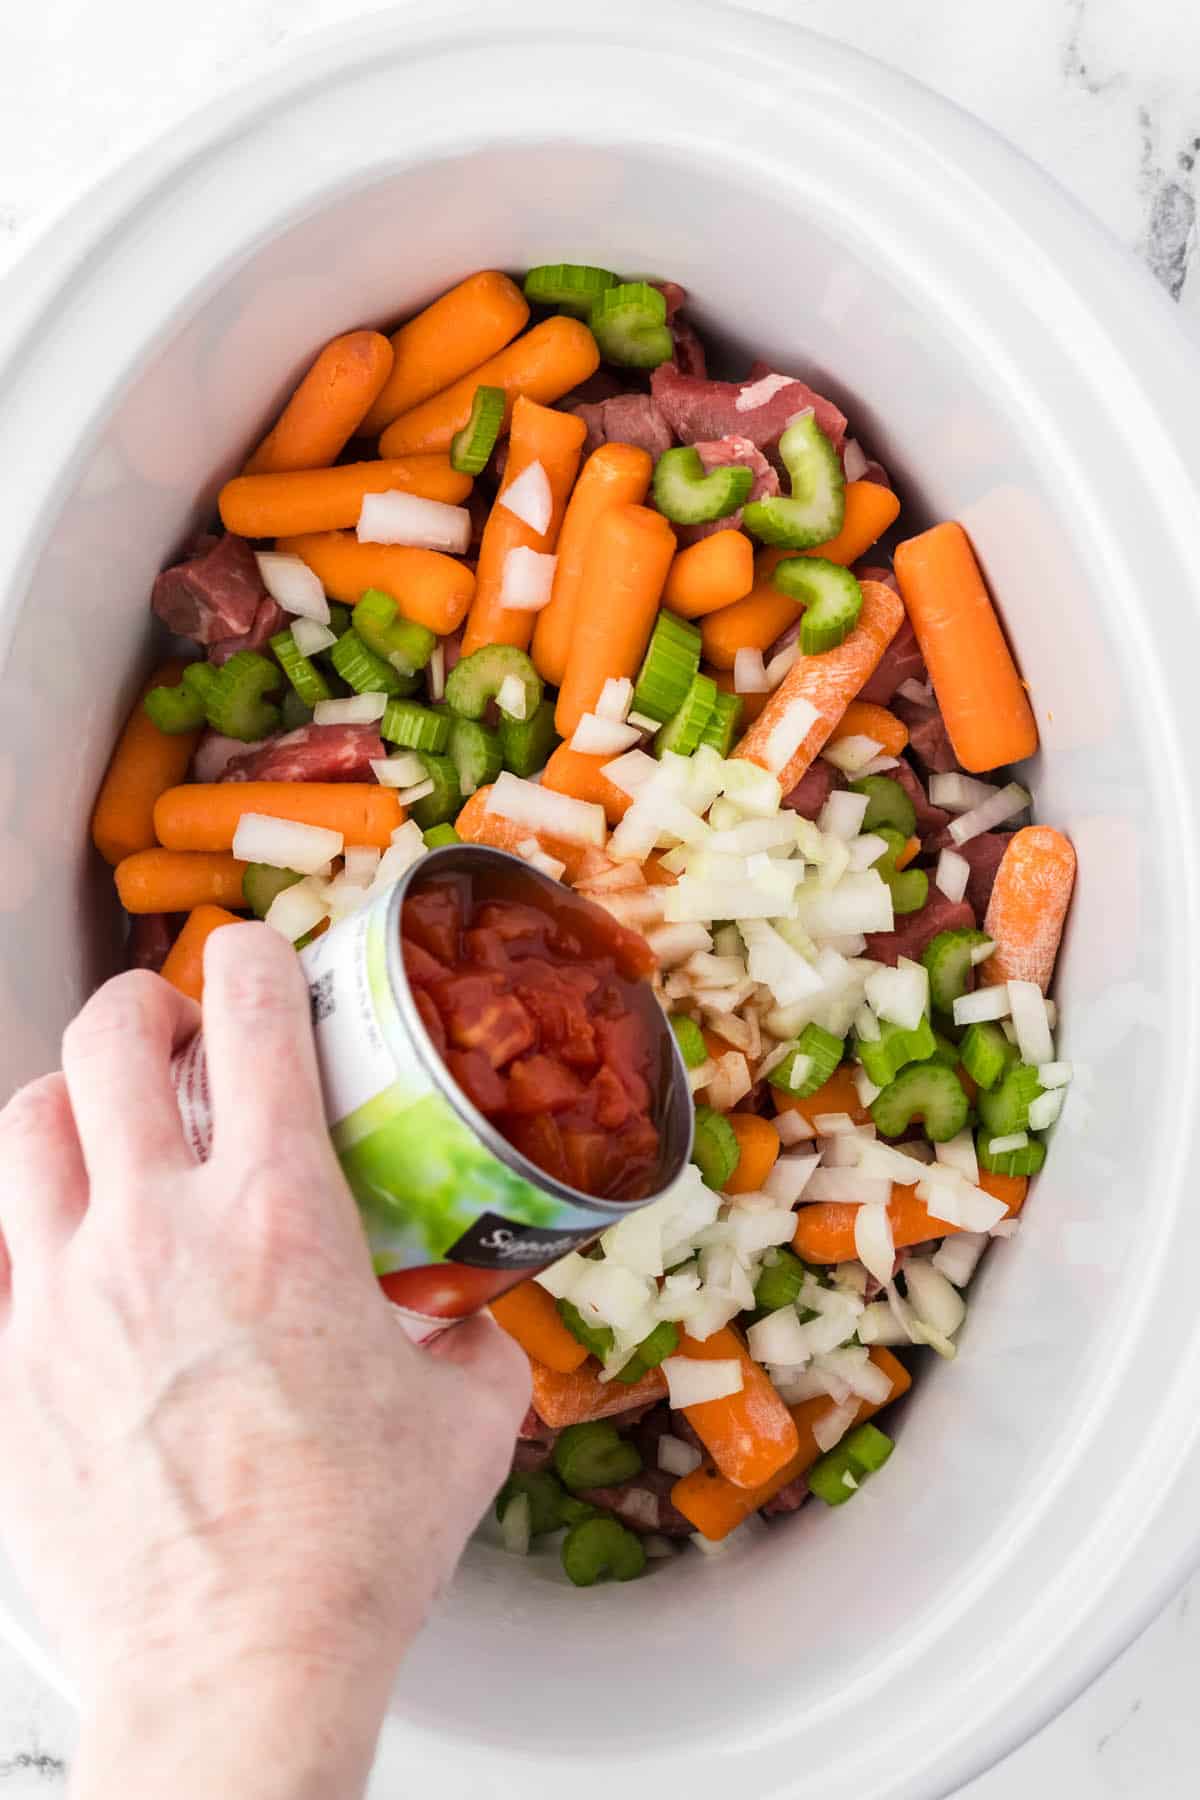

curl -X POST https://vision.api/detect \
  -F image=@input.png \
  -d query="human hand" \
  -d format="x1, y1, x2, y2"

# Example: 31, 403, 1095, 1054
0, 923, 529, 1799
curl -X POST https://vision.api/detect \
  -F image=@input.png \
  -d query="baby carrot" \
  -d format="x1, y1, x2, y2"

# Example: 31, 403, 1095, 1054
115, 848, 247, 915
723, 1113, 781, 1195
663, 530, 756, 620
555, 504, 677, 738
159, 905, 242, 1003
827, 699, 908, 757
794, 1181, 964, 1264
773, 1063, 871, 1127
243, 330, 395, 475
672, 1348, 911, 1539
275, 533, 474, 635
541, 745, 632, 826
675, 1326, 799, 1489
699, 547, 796, 670
894, 521, 1038, 773
489, 1280, 588, 1375
360, 272, 530, 436
712, 665, 767, 725
219, 456, 472, 539
978, 1169, 1029, 1216
529, 1357, 667, 1429
799, 479, 901, 568
154, 783, 404, 853
531, 443, 654, 685
733, 579, 906, 795
460, 397, 587, 656
981, 825, 1076, 992
379, 316, 600, 458
454, 785, 596, 883
92, 660, 201, 867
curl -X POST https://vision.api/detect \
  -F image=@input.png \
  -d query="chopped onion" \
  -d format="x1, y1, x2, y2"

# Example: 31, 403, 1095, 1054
499, 1491, 532, 1556
812, 1398, 859, 1454
854, 1003, 881, 1043
426, 642, 446, 702
763, 1153, 821, 1205
855, 754, 901, 778
935, 1128, 979, 1185
991, 1219, 1020, 1239
290, 617, 336, 656
687, 1059, 718, 1094
739, 918, 824, 1007
747, 1306, 810, 1366
765, 643, 801, 689
1008, 979, 1055, 1066
847, 832, 888, 872
357, 491, 471, 553
856, 1140, 934, 1186
646, 922, 713, 966
343, 846, 381, 885
657, 1434, 702, 1478
857, 1300, 910, 1346
774, 1110, 815, 1145
818, 790, 870, 841
702, 1051, 753, 1111
821, 1345, 894, 1404
904, 1259, 966, 1338
987, 1131, 1029, 1155
499, 459, 552, 534
264, 877, 328, 943
854, 1201, 896, 1287
865, 958, 928, 1032
916, 1170, 1007, 1232
931, 1231, 988, 1287
953, 983, 1012, 1027
935, 848, 970, 904
371, 752, 424, 787
760, 697, 820, 775
1028, 1088, 1065, 1130
533, 1250, 590, 1299
495, 674, 528, 721
570, 712, 642, 756
395, 777, 435, 806
822, 734, 884, 776
596, 677, 634, 723
367, 826, 427, 895
812, 1113, 861, 1136
486, 773, 605, 846
313, 692, 388, 726
734, 647, 771, 694
1038, 1060, 1073, 1088
948, 782, 1031, 846
842, 437, 869, 481
499, 545, 556, 610
928, 772, 999, 812
628, 710, 661, 734
254, 551, 330, 623
232, 812, 343, 874
708, 815, 800, 855
802, 1170, 892, 1206
662, 1355, 744, 1409
896, 676, 934, 706
853, 1066, 881, 1108
571, 1260, 654, 1333
521, 845, 566, 882
601, 748, 658, 797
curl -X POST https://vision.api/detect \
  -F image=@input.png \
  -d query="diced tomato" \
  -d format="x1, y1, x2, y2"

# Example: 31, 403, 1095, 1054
592, 1064, 632, 1130
506, 1054, 585, 1115
413, 988, 447, 1058
596, 1013, 652, 1113
463, 926, 511, 970
446, 1048, 509, 1116
507, 1112, 571, 1186
446, 989, 535, 1067
475, 900, 548, 944
401, 937, 448, 989
402, 886, 464, 963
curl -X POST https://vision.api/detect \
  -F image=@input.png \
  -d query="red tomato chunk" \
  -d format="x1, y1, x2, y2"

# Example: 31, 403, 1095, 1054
400, 870, 664, 1201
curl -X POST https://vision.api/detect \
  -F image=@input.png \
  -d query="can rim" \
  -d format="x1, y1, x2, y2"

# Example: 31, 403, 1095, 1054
386, 845, 695, 1215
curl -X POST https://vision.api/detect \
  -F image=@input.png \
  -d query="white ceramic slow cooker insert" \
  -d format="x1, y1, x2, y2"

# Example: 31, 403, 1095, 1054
1, 6, 1200, 1796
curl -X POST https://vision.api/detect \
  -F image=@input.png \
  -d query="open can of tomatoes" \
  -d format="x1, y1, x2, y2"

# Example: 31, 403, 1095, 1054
172, 846, 694, 1341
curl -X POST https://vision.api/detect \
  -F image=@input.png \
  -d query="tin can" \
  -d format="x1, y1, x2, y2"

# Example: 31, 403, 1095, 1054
172, 846, 694, 1341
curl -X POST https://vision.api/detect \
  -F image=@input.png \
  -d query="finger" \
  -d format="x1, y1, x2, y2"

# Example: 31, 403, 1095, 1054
201, 923, 325, 1164
430, 1313, 532, 1420
61, 972, 198, 1187
0, 1073, 86, 1270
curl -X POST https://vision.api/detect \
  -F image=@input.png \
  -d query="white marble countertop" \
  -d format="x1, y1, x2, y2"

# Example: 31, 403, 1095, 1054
0, 0, 1197, 1792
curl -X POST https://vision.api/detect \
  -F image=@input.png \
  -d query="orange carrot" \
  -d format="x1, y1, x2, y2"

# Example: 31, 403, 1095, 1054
460, 397, 587, 656
555, 505, 677, 738
828, 700, 908, 757
978, 1169, 1029, 1216
115, 849, 248, 915
723, 1114, 781, 1195
981, 825, 1076, 993
360, 272, 530, 436
454, 785, 595, 883
663, 530, 756, 620
219, 456, 472, 539
159, 905, 242, 1003
379, 316, 600, 457
699, 547, 796, 669
894, 521, 1038, 773
712, 665, 768, 725
733, 579, 905, 794
91, 660, 201, 867
243, 330, 395, 475
672, 1348, 912, 1539
541, 745, 632, 826
532, 443, 654, 685
675, 1326, 799, 1489
154, 783, 404, 854
772, 1063, 871, 1127
529, 1357, 667, 1429
799, 480, 901, 569
793, 1181, 964, 1264
895, 834, 921, 871
275, 533, 474, 635
489, 1281, 588, 1375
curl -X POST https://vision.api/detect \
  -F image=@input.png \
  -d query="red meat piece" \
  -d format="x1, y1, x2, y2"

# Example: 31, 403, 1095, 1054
151, 533, 266, 645
505, 1054, 586, 1115
865, 892, 976, 967
222, 723, 383, 784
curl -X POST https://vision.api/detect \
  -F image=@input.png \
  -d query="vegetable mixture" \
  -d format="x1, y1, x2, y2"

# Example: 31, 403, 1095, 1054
91, 264, 1076, 1586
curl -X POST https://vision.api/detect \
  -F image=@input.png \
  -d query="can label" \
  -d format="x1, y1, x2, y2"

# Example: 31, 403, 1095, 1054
172, 883, 622, 1341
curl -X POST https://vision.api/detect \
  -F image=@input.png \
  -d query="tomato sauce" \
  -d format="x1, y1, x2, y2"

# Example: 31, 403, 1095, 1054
401, 864, 666, 1202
